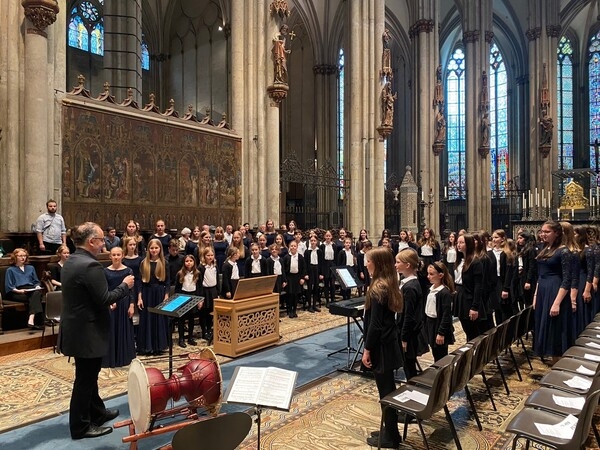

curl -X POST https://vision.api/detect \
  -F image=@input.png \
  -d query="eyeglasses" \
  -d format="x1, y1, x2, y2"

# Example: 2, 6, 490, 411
91, 237, 105, 242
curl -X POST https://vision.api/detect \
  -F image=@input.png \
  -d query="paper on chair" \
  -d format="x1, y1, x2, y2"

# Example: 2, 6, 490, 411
552, 394, 585, 411
393, 390, 429, 405
585, 341, 600, 349
457, 346, 471, 352
576, 365, 596, 376
583, 353, 600, 362
23, 286, 43, 292
563, 375, 592, 390
534, 414, 577, 440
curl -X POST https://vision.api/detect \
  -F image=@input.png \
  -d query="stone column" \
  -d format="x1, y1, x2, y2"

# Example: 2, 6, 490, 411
21, 0, 59, 229
527, 0, 559, 206
462, 0, 492, 231
104, 0, 142, 104
347, 0, 385, 234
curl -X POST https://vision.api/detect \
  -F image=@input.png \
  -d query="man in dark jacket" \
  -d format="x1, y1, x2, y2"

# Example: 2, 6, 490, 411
58, 222, 134, 440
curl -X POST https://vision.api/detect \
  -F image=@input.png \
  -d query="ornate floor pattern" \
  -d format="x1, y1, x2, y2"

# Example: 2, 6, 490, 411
0, 309, 346, 434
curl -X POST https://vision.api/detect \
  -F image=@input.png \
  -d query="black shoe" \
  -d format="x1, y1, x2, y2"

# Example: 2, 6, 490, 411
314, 306, 321, 312
72, 425, 113, 440
366, 435, 400, 448
397, 412, 415, 423
178, 339, 187, 348
187, 338, 197, 346
308, 307, 315, 313
93, 408, 119, 426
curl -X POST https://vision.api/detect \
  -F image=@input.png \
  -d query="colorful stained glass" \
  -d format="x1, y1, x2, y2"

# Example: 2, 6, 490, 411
589, 33, 600, 176
489, 43, 508, 198
558, 35, 574, 180
67, 1, 103, 56
446, 48, 466, 199
142, 41, 150, 71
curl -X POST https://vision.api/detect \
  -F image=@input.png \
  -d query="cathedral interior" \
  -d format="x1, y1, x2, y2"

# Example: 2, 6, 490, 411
1, 0, 598, 238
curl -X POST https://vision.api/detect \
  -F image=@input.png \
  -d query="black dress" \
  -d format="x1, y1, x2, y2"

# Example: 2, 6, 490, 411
102, 267, 135, 368
137, 261, 170, 354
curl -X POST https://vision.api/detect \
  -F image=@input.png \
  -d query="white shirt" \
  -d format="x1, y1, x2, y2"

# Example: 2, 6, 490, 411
420, 244, 433, 256
323, 243, 335, 260
309, 248, 319, 265
425, 284, 444, 318
454, 260, 464, 285
493, 248, 502, 276
203, 264, 217, 287
344, 249, 354, 266
400, 274, 418, 288
290, 253, 299, 273
446, 247, 457, 263
397, 241, 409, 251
230, 260, 239, 280
271, 256, 282, 275
182, 272, 197, 292
251, 256, 262, 274
297, 241, 307, 256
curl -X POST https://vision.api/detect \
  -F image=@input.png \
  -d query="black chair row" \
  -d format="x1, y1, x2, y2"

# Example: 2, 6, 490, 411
374, 306, 534, 449
506, 313, 600, 450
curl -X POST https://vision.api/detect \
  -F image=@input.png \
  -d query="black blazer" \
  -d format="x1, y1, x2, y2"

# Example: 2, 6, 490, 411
455, 259, 486, 319
304, 247, 325, 277
244, 256, 268, 278
336, 248, 356, 268
58, 248, 131, 358
363, 289, 402, 374
431, 287, 455, 344
220, 261, 238, 298
174, 273, 202, 296
282, 253, 307, 280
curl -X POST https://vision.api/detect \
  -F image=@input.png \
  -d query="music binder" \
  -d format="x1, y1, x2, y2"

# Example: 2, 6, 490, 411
224, 366, 297, 411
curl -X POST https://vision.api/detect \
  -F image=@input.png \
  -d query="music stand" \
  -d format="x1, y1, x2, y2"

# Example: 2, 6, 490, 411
327, 267, 364, 367
148, 293, 204, 376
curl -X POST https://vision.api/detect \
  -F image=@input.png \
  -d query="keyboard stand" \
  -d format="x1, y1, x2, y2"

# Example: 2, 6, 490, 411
328, 316, 364, 371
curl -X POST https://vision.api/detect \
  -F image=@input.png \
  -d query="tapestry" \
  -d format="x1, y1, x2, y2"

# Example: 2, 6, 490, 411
61, 101, 241, 231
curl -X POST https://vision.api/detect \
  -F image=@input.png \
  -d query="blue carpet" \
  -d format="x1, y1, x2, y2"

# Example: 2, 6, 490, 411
0, 322, 363, 450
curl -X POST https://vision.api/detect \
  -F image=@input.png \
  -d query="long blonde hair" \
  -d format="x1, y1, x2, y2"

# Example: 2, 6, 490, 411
365, 247, 403, 313
140, 238, 167, 282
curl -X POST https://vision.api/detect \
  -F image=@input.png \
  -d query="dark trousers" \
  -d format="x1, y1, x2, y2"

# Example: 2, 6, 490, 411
403, 357, 418, 381
374, 370, 400, 444
460, 317, 481, 342
431, 343, 449, 362
41, 241, 62, 255
178, 313, 195, 341
70, 357, 106, 438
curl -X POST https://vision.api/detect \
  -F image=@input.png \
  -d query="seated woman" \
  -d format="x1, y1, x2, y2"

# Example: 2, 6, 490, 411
4, 248, 44, 329
48, 244, 70, 291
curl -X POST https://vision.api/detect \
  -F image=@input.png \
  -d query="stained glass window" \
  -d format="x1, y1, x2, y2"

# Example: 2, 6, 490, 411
142, 40, 150, 71
589, 32, 600, 181
338, 48, 345, 199
558, 36, 574, 194
68, 1, 104, 56
446, 48, 466, 199
489, 43, 508, 197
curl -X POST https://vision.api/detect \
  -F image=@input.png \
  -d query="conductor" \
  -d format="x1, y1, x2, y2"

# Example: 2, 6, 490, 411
58, 222, 134, 440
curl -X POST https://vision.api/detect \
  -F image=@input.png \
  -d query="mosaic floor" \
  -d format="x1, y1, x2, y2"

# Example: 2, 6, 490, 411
0, 308, 346, 434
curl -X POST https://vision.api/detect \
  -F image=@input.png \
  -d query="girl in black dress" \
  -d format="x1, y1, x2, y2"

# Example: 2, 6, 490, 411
198, 247, 218, 343
425, 261, 455, 361
174, 254, 202, 348
49, 244, 70, 290
220, 246, 240, 299
282, 240, 306, 318
361, 247, 403, 449
304, 235, 324, 312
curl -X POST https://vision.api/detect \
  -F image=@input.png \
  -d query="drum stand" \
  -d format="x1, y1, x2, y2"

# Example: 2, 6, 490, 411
253, 406, 263, 450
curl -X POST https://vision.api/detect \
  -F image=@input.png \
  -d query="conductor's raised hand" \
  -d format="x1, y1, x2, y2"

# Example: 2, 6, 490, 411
123, 275, 135, 288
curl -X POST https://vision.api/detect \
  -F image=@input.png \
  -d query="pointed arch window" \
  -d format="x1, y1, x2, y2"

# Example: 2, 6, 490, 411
338, 48, 345, 199
589, 31, 600, 175
489, 43, 508, 197
446, 48, 466, 199
557, 35, 574, 193
68, 0, 104, 56
141, 40, 150, 71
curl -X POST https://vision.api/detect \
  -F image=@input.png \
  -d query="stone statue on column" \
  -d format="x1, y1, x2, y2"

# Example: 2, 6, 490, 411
432, 65, 445, 155
267, 23, 291, 104
377, 30, 395, 139
478, 70, 490, 158
380, 29, 393, 79
380, 81, 397, 127
539, 63, 552, 157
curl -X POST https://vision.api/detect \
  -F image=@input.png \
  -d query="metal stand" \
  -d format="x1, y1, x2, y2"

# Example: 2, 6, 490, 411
254, 406, 263, 450
328, 316, 364, 371
327, 316, 358, 367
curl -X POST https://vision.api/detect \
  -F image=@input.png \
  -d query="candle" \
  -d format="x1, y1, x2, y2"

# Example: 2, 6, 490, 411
557, 207, 560, 219
542, 195, 546, 208
597, 187, 599, 205
548, 191, 551, 209
444, 186, 448, 198
571, 209, 575, 219
522, 193, 526, 209
591, 189, 593, 203
528, 190, 532, 209
421, 191, 424, 202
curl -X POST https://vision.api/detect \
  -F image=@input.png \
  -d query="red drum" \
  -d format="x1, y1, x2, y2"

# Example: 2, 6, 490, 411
128, 348, 222, 432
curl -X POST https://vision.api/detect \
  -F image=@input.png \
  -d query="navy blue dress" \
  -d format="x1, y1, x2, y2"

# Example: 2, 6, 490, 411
102, 267, 136, 368
534, 247, 572, 357
137, 261, 170, 354
213, 240, 228, 273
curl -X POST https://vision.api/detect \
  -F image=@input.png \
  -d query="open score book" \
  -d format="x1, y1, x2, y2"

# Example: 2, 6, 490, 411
224, 366, 298, 411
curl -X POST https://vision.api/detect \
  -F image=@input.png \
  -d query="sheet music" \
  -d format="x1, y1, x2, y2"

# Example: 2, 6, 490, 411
23, 286, 43, 292
583, 353, 600, 362
393, 389, 429, 405
563, 375, 592, 390
585, 341, 600, 349
552, 394, 585, 411
576, 365, 596, 376
224, 366, 297, 411
534, 414, 577, 440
